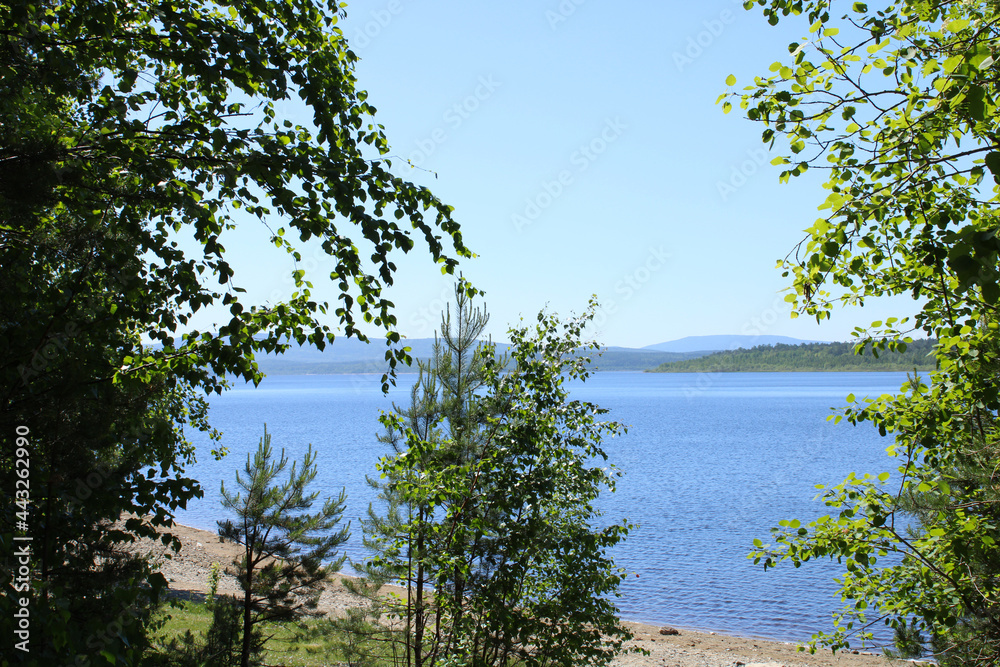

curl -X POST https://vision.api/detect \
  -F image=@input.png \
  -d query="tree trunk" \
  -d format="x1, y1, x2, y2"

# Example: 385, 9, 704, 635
241, 548, 253, 667
415, 517, 425, 667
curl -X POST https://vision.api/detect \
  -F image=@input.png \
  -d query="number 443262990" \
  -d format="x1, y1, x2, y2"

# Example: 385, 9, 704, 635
15, 426, 29, 527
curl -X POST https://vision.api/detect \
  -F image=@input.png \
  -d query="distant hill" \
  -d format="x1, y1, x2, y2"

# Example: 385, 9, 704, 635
260, 337, 444, 364
648, 339, 937, 373
254, 338, 491, 375
642, 335, 823, 354
253, 339, 711, 375
585, 348, 708, 371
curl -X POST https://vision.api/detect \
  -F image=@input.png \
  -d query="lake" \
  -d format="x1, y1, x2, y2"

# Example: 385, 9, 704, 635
175, 371, 909, 645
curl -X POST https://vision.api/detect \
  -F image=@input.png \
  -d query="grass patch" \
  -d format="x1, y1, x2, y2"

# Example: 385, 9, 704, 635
149, 598, 349, 667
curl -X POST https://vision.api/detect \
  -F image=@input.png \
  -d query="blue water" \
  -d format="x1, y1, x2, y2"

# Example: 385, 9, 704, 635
175, 371, 908, 645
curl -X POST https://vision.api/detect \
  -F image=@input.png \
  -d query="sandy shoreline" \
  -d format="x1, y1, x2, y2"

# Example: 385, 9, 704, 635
123, 520, 905, 667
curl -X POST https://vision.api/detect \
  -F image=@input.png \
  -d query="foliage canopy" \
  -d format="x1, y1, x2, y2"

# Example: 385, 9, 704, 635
1, 0, 467, 662
337, 291, 638, 667
3, 0, 470, 393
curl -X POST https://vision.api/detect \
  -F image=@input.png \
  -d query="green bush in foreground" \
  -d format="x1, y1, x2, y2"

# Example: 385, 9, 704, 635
336, 288, 641, 667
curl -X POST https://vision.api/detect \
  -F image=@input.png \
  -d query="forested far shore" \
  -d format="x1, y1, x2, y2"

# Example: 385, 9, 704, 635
648, 339, 937, 373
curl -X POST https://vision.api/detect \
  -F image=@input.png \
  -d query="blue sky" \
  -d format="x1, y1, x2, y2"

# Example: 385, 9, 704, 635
211, 0, 921, 349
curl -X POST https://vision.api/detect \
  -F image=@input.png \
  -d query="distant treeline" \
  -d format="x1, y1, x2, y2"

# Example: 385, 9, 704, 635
648, 339, 938, 372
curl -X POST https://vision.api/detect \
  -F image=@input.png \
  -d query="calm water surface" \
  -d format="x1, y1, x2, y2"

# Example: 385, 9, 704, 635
176, 371, 908, 645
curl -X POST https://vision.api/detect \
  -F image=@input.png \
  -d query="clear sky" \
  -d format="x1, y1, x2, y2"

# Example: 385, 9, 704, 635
207, 0, 921, 349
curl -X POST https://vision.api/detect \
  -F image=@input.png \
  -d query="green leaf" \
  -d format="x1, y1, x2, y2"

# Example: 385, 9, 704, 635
946, 18, 970, 32
967, 85, 986, 121
984, 152, 1000, 180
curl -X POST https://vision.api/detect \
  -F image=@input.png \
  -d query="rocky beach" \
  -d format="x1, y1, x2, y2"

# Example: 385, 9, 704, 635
122, 521, 906, 667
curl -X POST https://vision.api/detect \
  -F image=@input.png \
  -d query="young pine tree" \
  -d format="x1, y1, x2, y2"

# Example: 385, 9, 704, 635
339, 287, 639, 667
339, 282, 495, 666
218, 425, 349, 667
